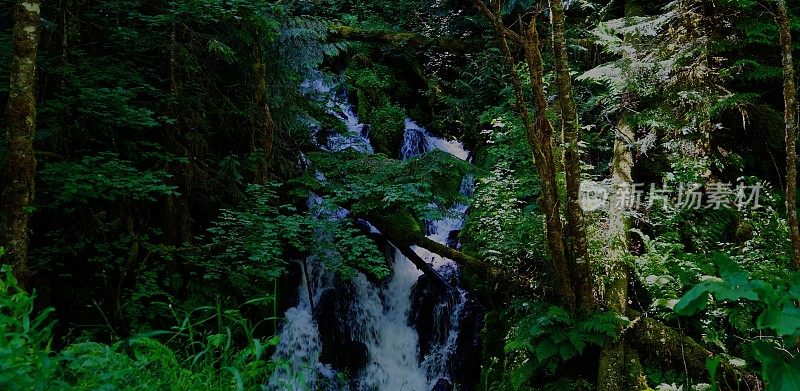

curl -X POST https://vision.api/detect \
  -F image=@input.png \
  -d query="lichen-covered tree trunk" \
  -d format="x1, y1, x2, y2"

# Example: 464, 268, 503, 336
777, 0, 800, 269
597, 4, 648, 387
250, 34, 276, 184
1, 0, 43, 289
548, 0, 595, 315
597, 116, 646, 391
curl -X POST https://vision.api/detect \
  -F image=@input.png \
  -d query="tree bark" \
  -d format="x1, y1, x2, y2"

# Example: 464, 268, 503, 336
250, 33, 276, 184
597, 4, 646, 387
777, 0, 800, 269
163, 19, 192, 245
1, 0, 43, 289
597, 115, 642, 391
548, 0, 595, 315
517, 13, 578, 313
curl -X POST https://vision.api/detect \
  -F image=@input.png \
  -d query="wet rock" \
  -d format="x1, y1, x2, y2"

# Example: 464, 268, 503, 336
277, 262, 303, 319
447, 293, 484, 391
338, 340, 368, 374
314, 282, 368, 375
411, 262, 484, 391
410, 273, 451, 359
446, 229, 461, 250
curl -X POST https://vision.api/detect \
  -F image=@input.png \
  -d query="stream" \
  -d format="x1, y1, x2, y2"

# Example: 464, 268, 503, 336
269, 75, 482, 391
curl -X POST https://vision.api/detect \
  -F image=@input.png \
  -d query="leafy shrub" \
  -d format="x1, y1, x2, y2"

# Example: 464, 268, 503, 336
201, 183, 390, 287
39, 152, 178, 206
675, 254, 800, 391
504, 304, 627, 389
461, 116, 548, 270
0, 266, 61, 391
0, 254, 282, 390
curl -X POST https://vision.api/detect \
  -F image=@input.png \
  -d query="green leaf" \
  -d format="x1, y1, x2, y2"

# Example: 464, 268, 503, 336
714, 253, 748, 288
505, 339, 533, 353
511, 359, 535, 390
674, 280, 725, 316
753, 342, 800, 391
756, 305, 800, 337
706, 356, 721, 391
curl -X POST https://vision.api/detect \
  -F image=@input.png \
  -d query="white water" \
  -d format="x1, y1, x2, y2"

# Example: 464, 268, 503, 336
270, 76, 473, 391
402, 119, 473, 388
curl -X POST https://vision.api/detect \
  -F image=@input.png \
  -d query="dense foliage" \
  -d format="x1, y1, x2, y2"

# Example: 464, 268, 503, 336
2, 0, 800, 390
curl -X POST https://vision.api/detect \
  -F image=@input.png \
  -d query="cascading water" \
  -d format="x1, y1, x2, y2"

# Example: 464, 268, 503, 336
270, 75, 481, 391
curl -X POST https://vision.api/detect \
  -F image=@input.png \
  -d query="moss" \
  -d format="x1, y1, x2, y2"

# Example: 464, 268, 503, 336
627, 311, 759, 388
735, 220, 754, 243
598, 342, 647, 391
368, 103, 405, 157
362, 210, 423, 245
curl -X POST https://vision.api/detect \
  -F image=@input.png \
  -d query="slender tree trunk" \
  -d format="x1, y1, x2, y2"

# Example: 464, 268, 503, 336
250, 34, 276, 184
1, 0, 43, 289
548, 0, 595, 314
777, 0, 800, 269
163, 20, 192, 246
597, 115, 646, 391
486, 29, 575, 310
518, 15, 576, 312
472, 0, 577, 311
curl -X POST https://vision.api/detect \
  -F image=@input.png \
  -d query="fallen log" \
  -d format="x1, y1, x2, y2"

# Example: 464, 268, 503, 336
358, 212, 530, 296
389, 239, 453, 292
329, 25, 480, 52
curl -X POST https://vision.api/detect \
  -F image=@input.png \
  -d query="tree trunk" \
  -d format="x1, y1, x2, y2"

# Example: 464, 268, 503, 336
163, 20, 192, 246
548, 0, 596, 315
597, 115, 644, 391
597, 4, 647, 388
250, 34, 276, 184
1, 0, 43, 289
777, 0, 800, 269
518, 15, 576, 312
472, 0, 577, 311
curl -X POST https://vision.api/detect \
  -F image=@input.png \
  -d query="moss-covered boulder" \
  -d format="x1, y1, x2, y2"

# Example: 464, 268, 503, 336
368, 103, 406, 157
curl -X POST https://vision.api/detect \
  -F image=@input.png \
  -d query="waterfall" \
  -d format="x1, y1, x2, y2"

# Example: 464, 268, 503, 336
401, 119, 475, 390
270, 75, 479, 391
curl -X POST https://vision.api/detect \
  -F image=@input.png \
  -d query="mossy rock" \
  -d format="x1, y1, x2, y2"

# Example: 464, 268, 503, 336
368, 103, 406, 157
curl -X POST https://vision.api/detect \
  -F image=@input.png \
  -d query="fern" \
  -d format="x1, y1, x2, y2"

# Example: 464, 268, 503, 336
504, 305, 627, 387
721, 60, 782, 82
278, 16, 346, 74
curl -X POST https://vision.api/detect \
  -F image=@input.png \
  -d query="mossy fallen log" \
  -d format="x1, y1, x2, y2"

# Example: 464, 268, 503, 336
329, 25, 479, 52
358, 211, 529, 296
